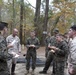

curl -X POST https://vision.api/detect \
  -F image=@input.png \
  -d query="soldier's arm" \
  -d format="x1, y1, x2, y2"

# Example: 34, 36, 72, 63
25, 38, 30, 48
6, 37, 13, 48
18, 38, 21, 52
0, 39, 7, 51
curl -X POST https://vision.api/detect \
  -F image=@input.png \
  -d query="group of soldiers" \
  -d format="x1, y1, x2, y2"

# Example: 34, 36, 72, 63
0, 21, 76, 75
39, 29, 69, 75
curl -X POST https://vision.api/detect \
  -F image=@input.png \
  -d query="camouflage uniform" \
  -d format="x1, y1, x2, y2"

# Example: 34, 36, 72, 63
0, 34, 11, 75
25, 37, 40, 71
40, 36, 57, 73
39, 36, 68, 75
54, 40, 68, 75
0, 22, 13, 75
45, 36, 51, 57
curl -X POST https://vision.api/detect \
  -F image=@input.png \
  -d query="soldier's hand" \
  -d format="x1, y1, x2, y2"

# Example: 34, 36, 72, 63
50, 49, 55, 53
30, 44, 35, 48
50, 46, 59, 51
50, 46, 56, 50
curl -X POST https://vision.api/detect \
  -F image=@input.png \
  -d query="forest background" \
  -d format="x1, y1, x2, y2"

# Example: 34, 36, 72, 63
0, 0, 76, 45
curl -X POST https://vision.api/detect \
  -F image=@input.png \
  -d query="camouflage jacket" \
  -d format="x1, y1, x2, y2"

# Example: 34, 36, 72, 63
49, 36, 68, 60
56, 41, 68, 57
0, 35, 7, 52
25, 37, 40, 50
49, 36, 58, 47
0, 35, 12, 62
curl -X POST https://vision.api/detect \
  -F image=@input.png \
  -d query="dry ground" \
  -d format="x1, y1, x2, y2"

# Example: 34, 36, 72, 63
14, 46, 69, 75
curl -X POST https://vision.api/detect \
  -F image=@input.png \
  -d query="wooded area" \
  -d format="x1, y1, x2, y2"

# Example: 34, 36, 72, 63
0, 0, 76, 45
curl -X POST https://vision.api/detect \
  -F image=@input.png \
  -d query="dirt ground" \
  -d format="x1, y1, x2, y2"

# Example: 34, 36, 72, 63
14, 46, 69, 75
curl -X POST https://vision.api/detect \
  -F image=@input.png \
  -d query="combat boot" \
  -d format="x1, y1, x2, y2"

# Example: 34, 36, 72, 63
39, 70, 47, 74
11, 64, 16, 75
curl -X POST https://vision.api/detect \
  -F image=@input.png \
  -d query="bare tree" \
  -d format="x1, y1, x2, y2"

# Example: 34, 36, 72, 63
20, 0, 24, 44
0, 0, 3, 21
0, 6, 1, 21
12, 0, 15, 28
34, 0, 41, 34
42, 0, 49, 45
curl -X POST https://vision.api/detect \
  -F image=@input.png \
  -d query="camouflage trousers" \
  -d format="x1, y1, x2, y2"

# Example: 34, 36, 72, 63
26, 50, 36, 70
53, 59, 65, 75
0, 61, 10, 75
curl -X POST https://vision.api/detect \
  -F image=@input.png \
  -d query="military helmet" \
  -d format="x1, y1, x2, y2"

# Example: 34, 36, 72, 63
0, 22, 8, 30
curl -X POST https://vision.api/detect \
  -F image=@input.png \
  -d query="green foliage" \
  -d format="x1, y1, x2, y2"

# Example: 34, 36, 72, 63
49, 0, 76, 34
1, 0, 76, 44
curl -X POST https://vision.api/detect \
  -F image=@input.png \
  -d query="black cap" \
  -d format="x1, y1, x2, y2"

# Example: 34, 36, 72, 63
71, 25, 76, 31
0, 22, 8, 30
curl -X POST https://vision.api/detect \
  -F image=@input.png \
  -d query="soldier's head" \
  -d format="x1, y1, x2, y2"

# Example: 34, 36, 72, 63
0, 22, 8, 36
12, 28, 18, 37
68, 25, 76, 39
53, 28, 59, 36
30, 31, 36, 38
56, 34, 64, 42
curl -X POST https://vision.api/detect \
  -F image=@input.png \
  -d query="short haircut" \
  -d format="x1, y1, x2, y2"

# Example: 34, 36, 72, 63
0, 22, 8, 30
70, 25, 76, 31
56, 34, 64, 38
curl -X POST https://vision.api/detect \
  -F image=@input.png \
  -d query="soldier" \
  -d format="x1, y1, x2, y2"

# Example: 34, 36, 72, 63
63, 32, 70, 68
0, 22, 12, 75
39, 28, 59, 74
6, 28, 21, 75
68, 25, 76, 75
25, 31, 40, 75
39, 34, 68, 75
50, 34, 68, 75
45, 32, 51, 58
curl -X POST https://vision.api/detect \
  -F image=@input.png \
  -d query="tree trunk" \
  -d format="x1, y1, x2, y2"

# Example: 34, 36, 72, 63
20, 0, 24, 44
0, 6, 1, 21
73, 7, 76, 24
42, 0, 49, 45
51, 16, 60, 35
34, 0, 41, 35
12, 0, 15, 28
